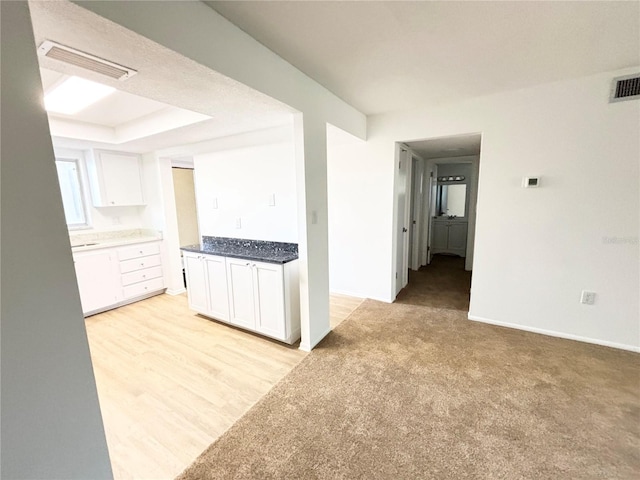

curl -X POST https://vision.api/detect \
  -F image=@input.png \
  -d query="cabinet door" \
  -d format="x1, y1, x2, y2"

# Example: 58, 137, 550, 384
96, 152, 144, 206
253, 261, 286, 340
448, 223, 468, 252
432, 222, 449, 250
184, 253, 208, 312
73, 251, 120, 315
226, 259, 256, 329
204, 255, 230, 321
87, 150, 144, 207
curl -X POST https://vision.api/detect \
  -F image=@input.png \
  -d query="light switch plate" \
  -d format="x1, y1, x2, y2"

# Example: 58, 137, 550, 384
268, 194, 275, 206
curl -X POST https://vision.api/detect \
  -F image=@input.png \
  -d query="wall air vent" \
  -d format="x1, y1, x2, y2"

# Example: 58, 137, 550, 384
610, 73, 640, 103
38, 40, 137, 81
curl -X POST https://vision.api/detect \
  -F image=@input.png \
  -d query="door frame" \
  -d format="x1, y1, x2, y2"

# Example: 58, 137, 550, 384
425, 155, 479, 271
392, 133, 482, 302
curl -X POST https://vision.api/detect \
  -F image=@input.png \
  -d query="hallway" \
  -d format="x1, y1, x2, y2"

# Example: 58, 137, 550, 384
395, 254, 471, 310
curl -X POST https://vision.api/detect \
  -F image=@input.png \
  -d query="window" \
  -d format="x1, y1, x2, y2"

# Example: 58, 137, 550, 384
55, 158, 89, 228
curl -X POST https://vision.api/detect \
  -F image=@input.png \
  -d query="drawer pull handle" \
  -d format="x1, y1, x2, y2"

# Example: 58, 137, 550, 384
142, 275, 146, 278
140, 263, 144, 267
139, 250, 143, 254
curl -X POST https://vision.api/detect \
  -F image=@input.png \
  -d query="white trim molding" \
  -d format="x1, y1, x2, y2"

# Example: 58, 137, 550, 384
299, 326, 332, 352
166, 287, 187, 296
468, 314, 640, 353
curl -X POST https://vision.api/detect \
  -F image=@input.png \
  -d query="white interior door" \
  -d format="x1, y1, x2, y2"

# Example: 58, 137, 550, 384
395, 147, 410, 295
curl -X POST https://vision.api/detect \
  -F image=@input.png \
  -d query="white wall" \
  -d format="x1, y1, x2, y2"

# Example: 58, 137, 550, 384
327, 125, 395, 301
0, 2, 112, 477
194, 129, 298, 243
329, 68, 640, 351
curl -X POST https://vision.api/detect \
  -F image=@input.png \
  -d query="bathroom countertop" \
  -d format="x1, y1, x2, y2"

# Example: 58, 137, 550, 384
181, 236, 298, 264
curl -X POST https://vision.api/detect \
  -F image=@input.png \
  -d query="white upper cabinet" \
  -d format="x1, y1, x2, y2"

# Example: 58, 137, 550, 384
85, 150, 145, 207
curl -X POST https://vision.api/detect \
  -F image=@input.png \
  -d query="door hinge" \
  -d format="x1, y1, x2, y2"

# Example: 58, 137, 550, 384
399, 160, 401, 169
395, 272, 398, 279
430, 171, 433, 177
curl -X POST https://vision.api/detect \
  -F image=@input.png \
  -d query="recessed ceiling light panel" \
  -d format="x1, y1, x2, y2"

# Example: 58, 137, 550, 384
38, 40, 137, 81
45, 76, 116, 115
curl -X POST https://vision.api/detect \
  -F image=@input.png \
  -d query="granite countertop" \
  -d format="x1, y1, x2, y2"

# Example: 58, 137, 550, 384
182, 236, 298, 264
70, 229, 163, 252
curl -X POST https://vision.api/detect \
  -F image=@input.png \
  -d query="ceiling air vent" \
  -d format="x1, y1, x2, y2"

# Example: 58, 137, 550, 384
37, 40, 137, 81
610, 73, 640, 103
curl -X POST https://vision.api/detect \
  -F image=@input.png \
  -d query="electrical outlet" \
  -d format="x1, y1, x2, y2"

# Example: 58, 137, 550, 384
580, 290, 596, 305
235, 217, 242, 229
268, 194, 276, 206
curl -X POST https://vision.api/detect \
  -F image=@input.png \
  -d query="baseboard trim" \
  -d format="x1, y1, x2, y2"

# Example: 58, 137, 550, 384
299, 326, 332, 352
330, 288, 365, 299
468, 314, 640, 353
329, 289, 390, 304
166, 287, 186, 296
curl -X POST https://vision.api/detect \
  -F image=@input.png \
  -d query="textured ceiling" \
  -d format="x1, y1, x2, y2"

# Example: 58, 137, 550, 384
29, 0, 295, 151
405, 134, 481, 160
40, 68, 175, 127
207, 1, 640, 115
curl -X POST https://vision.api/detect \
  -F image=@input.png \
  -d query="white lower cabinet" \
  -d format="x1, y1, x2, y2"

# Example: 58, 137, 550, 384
73, 250, 121, 314
73, 241, 165, 316
431, 220, 468, 257
253, 262, 286, 339
226, 259, 256, 330
184, 251, 300, 344
184, 253, 230, 321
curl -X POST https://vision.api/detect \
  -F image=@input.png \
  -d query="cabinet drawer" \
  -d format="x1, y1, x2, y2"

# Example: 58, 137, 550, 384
118, 242, 160, 261
121, 266, 163, 287
123, 277, 164, 299
120, 254, 162, 273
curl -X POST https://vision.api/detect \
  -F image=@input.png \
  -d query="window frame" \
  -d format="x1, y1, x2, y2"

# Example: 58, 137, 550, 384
54, 153, 92, 230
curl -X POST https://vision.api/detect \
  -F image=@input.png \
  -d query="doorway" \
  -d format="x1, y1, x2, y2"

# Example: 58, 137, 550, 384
394, 134, 481, 310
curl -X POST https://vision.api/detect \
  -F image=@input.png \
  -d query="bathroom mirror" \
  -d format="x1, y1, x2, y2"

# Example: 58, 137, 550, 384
435, 184, 467, 217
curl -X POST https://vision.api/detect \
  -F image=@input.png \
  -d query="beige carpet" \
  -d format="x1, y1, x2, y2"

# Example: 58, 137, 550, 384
396, 254, 472, 310
178, 294, 639, 479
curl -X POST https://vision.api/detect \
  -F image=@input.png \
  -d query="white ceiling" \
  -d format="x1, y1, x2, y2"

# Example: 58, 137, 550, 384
40, 69, 169, 127
405, 134, 481, 160
29, 0, 295, 152
207, 1, 640, 115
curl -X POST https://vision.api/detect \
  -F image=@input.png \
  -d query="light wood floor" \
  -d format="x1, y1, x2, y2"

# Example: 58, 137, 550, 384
86, 292, 363, 480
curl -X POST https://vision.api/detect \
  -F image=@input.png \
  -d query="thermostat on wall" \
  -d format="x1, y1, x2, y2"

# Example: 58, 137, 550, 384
522, 176, 540, 188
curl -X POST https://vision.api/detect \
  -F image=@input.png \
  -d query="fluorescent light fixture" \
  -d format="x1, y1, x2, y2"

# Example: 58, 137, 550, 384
45, 76, 116, 115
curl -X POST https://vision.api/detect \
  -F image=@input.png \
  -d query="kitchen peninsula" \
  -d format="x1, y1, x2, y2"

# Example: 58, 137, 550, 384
182, 237, 300, 344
